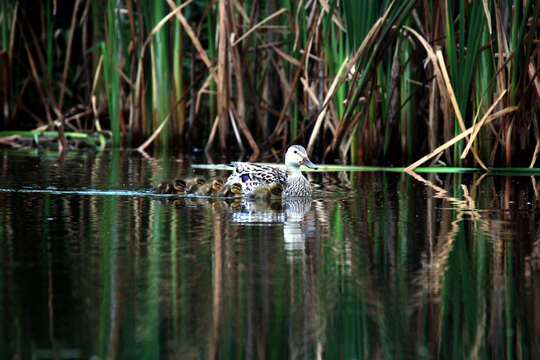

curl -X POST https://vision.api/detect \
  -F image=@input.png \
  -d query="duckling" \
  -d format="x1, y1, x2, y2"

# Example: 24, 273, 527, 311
195, 178, 224, 196
172, 178, 188, 194
154, 181, 174, 194
154, 178, 190, 195
184, 176, 207, 193
250, 183, 283, 200
217, 182, 243, 198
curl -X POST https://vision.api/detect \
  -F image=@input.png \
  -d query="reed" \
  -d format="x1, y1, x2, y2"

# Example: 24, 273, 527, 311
0, 0, 8, 51
172, 0, 185, 142
102, 0, 121, 146
148, 0, 171, 149
0, 0, 538, 167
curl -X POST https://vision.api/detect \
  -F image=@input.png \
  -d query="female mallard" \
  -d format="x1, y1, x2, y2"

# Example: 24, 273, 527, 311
224, 145, 317, 197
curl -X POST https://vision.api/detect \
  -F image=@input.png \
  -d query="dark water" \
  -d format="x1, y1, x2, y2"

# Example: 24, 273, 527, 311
0, 149, 539, 359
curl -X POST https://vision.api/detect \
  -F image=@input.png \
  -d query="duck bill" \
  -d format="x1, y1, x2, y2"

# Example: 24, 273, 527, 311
302, 157, 318, 169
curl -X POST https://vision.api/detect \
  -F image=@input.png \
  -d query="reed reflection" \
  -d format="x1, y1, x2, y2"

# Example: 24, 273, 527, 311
0, 150, 539, 359
406, 171, 539, 358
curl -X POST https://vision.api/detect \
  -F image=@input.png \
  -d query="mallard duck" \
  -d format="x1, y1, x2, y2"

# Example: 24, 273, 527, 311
225, 145, 317, 197
249, 182, 283, 200
195, 178, 224, 196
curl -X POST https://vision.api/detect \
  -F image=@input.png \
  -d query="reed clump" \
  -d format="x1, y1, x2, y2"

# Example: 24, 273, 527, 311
0, 0, 538, 167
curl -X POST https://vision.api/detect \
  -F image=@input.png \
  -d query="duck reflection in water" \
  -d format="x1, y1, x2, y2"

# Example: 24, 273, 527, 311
154, 192, 314, 262
230, 196, 313, 262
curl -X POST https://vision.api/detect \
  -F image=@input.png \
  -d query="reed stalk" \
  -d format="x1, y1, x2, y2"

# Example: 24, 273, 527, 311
0, 0, 7, 51
149, 0, 171, 149
444, 0, 486, 163
475, 26, 494, 161
103, 0, 121, 146
172, 0, 185, 141
399, 29, 415, 160
208, 2, 218, 128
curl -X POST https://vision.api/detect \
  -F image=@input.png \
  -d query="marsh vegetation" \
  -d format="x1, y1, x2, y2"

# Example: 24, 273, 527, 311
0, 0, 538, 166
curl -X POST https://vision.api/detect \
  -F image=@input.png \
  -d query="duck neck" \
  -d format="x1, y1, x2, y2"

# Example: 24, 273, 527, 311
287, 164, 303, 176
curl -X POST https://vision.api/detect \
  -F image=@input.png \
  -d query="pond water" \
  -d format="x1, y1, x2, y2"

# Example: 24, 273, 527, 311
0, 149, 538, 359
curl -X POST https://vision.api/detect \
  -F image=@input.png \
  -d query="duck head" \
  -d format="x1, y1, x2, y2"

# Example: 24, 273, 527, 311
285, 145, 317, 172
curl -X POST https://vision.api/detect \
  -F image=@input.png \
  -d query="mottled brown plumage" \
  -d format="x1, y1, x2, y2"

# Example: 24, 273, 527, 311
225, 145, 317, 197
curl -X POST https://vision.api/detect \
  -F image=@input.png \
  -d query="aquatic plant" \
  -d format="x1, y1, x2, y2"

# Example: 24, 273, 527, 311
0, 0, 538, 167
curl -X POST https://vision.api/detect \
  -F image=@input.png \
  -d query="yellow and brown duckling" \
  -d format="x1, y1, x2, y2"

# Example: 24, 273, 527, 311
217, 182, 243, 198
154, 178, 187, 194
184, 176, 207, 193
172, 178, 188, 194
195, 178, 224, 196
155, 177, 281, 200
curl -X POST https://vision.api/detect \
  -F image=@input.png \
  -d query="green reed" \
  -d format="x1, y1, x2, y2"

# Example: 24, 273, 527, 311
508, 0, 538, 106
282, 0, 302, 139
323, 0, 346, 138
399, 24, 415, 160
102, 0, 121, 146
172, 0, 185, 142
147, 0, 171, 149
45, 0, 53, 80
475, 26, 494, 160
340, 0, 416, 162
445, 0, 486, 163
0, 0, 9, 51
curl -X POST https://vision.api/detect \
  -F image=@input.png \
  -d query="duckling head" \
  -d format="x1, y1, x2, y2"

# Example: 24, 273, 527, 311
230, 183, 243, 196
195, 177, 206, 186
269, 183, 283, 197
187, 176, 207, 192
285, 145, 317, 173
172, 179, 187, 193
212, 179, 224, 193
217, 183, 243, 198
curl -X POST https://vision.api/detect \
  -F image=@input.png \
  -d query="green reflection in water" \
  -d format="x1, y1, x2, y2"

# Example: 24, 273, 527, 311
0, 150, 539, 359
98, 149, 119, 357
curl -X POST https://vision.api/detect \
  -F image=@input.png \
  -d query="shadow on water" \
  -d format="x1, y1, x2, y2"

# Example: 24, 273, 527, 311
0, 149, 539, 359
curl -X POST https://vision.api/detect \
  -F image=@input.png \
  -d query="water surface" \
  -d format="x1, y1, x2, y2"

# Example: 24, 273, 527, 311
0, 149, 538, 359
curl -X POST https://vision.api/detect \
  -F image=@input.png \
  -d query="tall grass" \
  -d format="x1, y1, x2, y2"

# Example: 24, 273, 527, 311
0, 0, 538, 166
